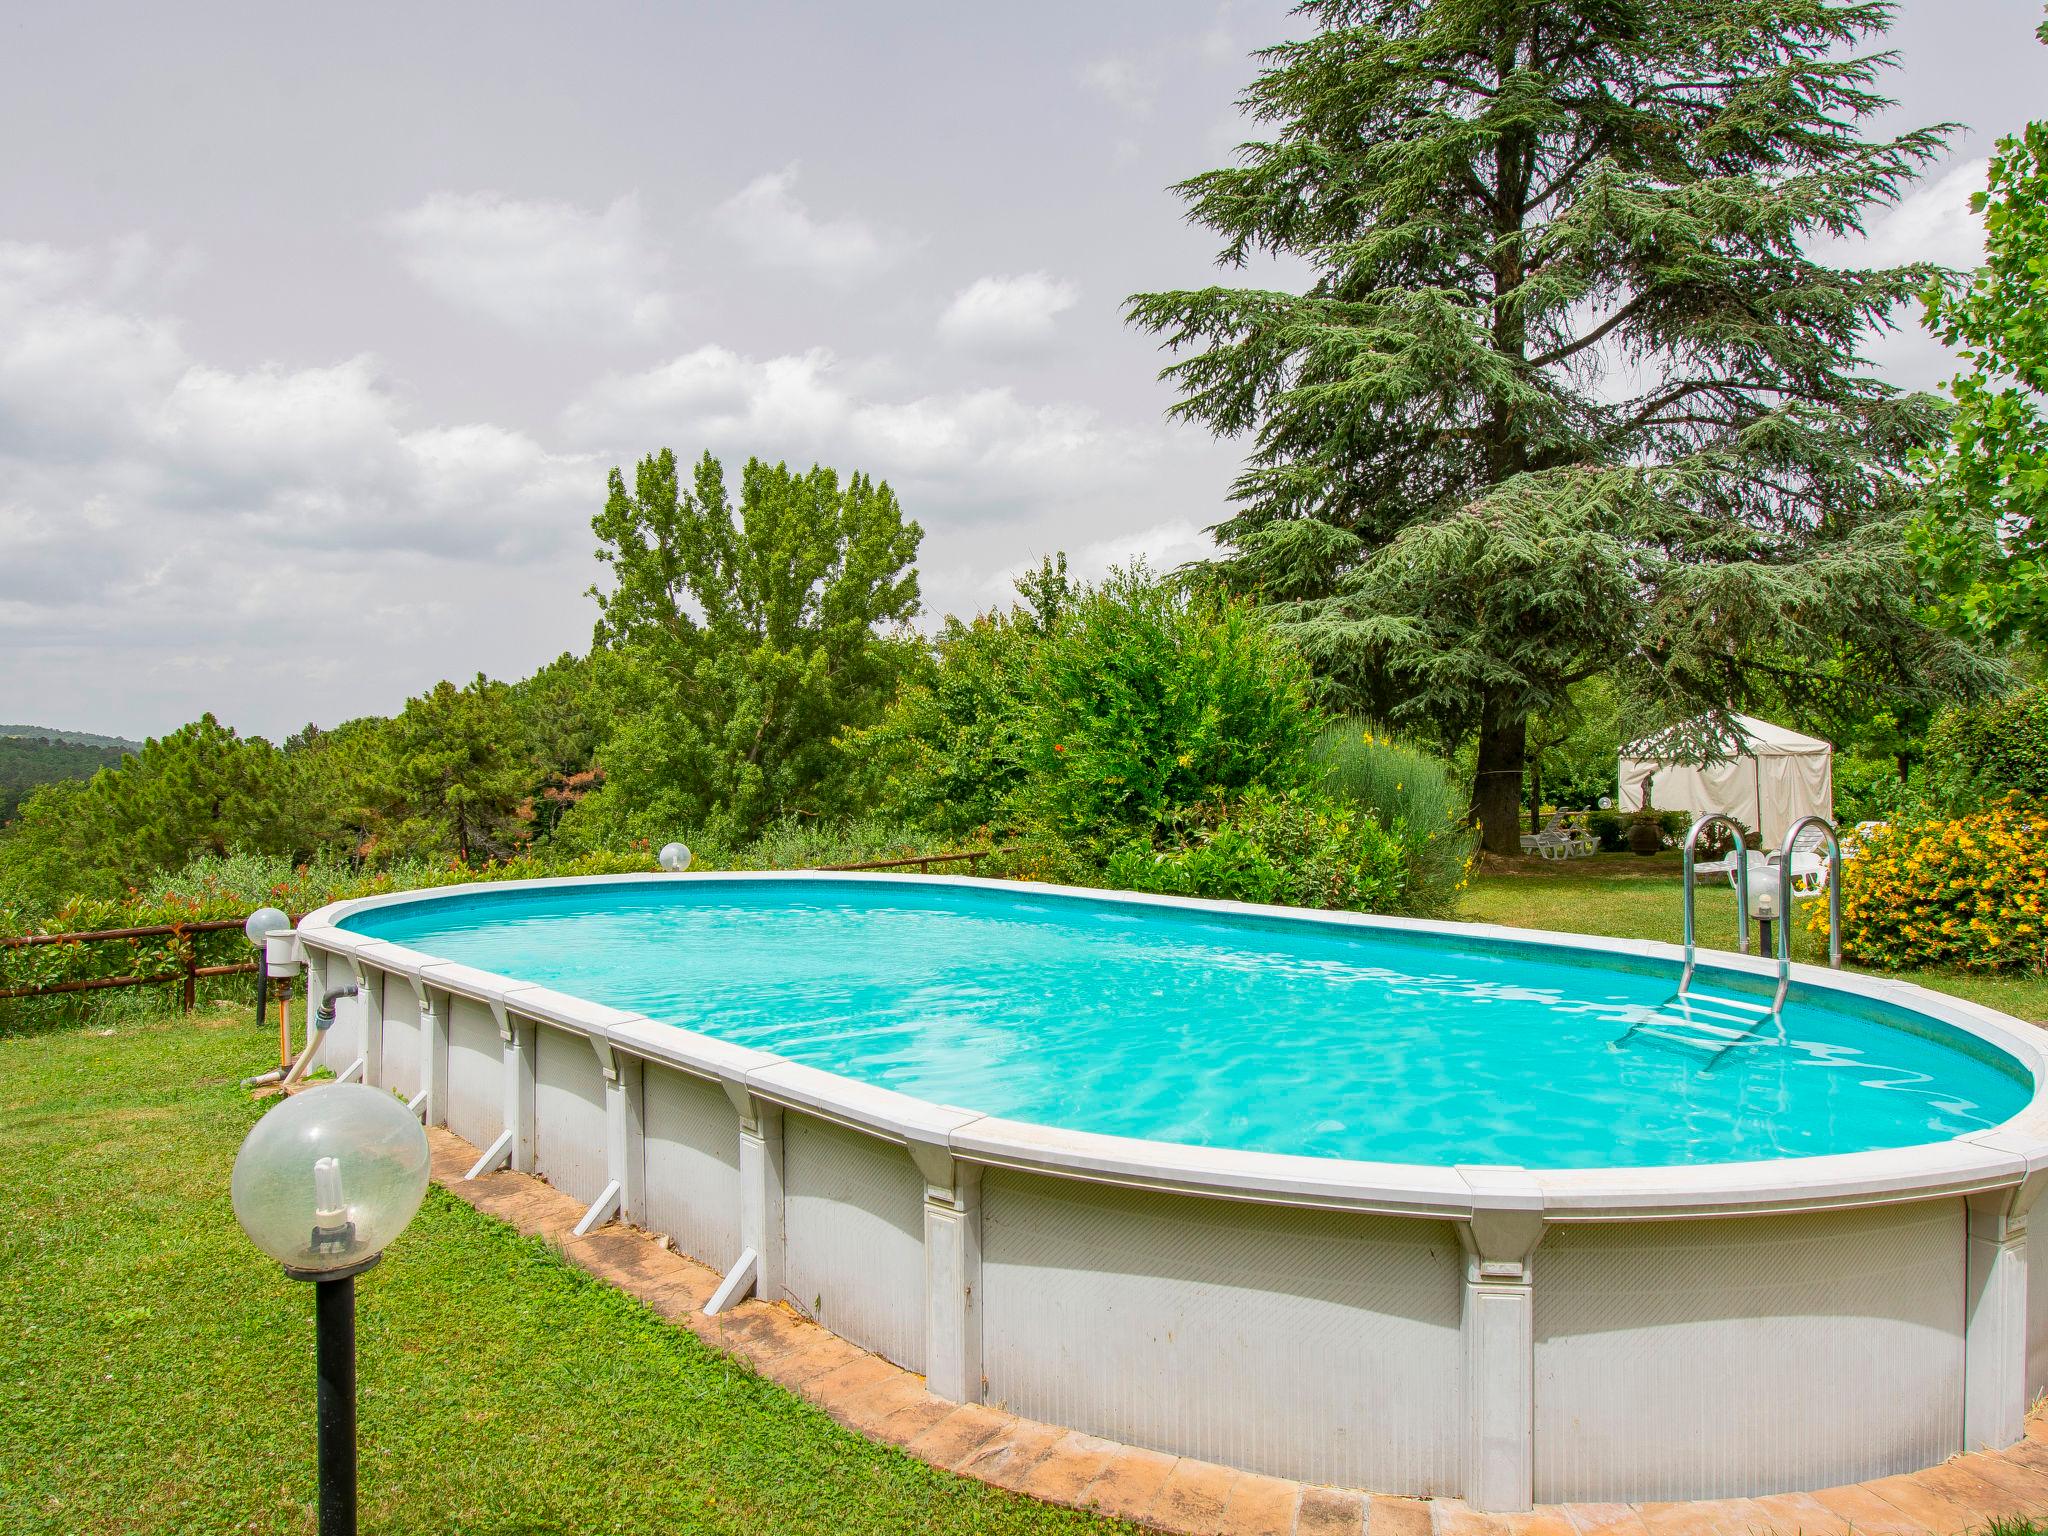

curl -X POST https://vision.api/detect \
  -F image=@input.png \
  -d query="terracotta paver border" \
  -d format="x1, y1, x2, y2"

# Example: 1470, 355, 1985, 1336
411, 1120, 2048, 1536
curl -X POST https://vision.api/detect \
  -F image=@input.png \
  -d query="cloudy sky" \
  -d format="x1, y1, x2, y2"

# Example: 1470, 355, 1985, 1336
1, 2, 2040, 741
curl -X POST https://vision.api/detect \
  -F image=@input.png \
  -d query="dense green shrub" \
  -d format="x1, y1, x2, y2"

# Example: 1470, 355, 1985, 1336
721, 817, 978, 872
1011, 567, 1318, 856
1585, 809, 1628, 852
843, 557, 1070, 837
1099, 789, 1408, 912
864, 562, 1325, 850
1921, 686, 2048, 814
1832, 754, 1924, 826
861, 565, 1435, 917
1311, 720, 1471, 915
1825, 797, 2047, 973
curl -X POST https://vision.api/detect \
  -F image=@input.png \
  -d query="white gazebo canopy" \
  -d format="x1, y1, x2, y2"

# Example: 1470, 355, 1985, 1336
1617, 713, 1833, 850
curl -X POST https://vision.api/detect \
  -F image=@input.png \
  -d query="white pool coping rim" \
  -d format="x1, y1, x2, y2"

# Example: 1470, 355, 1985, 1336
289, 870, 2048, 1226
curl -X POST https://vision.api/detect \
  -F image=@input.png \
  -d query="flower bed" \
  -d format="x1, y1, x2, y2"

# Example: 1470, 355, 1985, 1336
1827, 798, 2048, 973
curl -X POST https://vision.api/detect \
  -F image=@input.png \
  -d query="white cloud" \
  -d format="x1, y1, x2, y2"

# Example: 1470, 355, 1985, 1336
1078, 56, 1157, 119
937, 272, 1079, 353
0, 239, 607, 734
1826, 157, 1989, 274
0, 240, 595, 622
564, 342, 1155, 506
713, 165, 915, 284
384, 190, 674, 337
1805, 156, 1991, 393
1071, 516, 1213, 579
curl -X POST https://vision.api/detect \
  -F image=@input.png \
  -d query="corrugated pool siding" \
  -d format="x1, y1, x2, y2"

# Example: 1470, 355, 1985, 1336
640, 1063, 743, 1270
979, 1169, 1466, 1492
378, 978, 421, 1101
533, 1024, 609, 1206
1532, 1198, 1967, 1502
444, 996, 504, 1149
782, 1113, 927, 1372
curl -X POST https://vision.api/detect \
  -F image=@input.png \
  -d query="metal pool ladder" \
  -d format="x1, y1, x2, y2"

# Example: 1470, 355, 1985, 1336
1612, 814, 1843, 1069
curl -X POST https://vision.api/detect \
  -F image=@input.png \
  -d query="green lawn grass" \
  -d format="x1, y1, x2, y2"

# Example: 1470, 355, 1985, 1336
1459, 852, 2048, 1024
0, 1012, 1128, 1536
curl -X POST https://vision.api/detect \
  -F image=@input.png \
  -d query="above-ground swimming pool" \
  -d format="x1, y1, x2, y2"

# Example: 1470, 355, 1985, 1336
342, 878, 2028, 1170
288, 873, 2048, 1511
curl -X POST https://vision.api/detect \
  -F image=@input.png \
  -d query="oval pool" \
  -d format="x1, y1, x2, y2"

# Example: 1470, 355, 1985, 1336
293, 873, 2048, 1509
338, 875, 2028, 1170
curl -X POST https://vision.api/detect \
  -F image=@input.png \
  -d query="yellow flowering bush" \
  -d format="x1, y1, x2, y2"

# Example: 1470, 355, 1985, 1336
1822, 797, 2048, 973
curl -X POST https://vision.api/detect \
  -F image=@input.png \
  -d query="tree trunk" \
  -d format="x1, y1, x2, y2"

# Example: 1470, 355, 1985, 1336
1474, 703, 1528, 857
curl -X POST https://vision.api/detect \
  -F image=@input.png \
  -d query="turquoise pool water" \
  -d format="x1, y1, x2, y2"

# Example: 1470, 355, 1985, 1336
342, 878, 2032, 1170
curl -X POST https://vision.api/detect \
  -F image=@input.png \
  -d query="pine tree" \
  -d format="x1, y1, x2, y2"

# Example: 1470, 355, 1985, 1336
371, 676, 532, 864
1128, 0, 1996, 852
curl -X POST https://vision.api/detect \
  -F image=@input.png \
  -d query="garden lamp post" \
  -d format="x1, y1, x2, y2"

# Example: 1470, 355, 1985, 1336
245, 906, 291, 1031
1746, 867, 1783, 961
658, 840, 692, 872
231, 1084, 430, 1536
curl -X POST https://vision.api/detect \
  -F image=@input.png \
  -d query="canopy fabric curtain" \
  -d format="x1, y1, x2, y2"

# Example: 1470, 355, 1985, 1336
1617, 715, 1834, 849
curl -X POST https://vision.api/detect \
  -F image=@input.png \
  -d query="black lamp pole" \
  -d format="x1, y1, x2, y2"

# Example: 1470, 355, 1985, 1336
291, 1252, 377, 1536
314, 1273, 358, 1536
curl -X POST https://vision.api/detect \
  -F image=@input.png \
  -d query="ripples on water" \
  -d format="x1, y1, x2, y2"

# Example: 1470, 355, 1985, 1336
345, 880, 2031, 1169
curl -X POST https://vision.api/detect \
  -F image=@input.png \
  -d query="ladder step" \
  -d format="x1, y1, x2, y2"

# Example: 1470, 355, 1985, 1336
1656, 1003, 1761, 1032
1681, 990, 1772, 1014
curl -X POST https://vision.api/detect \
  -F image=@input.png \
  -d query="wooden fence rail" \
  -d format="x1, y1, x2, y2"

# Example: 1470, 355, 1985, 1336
2, 916, 256, 949
812, 847, 1011, 874
0, 917, 292, 1008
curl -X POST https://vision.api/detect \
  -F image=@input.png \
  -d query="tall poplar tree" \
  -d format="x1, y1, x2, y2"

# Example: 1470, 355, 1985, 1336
586, 451, 923, 842
1129, 0, 1995, 852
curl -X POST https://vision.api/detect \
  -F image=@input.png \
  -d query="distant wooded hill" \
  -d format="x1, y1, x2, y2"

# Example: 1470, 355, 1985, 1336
0, 724, 141, 751
0, 731, 135, 823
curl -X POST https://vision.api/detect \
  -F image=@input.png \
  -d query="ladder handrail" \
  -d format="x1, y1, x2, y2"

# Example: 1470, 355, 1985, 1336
1772, 814, 1845, 1012
1680, 815, 1750, 997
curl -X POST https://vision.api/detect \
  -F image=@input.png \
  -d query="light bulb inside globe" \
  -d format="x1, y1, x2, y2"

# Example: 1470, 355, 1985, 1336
313, 1155, 349, 1241
231, 1083, 430, 1278
658, 841, 692, 872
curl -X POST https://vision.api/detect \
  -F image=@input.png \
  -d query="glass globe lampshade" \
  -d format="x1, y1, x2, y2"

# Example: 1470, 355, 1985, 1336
658, 841, 692, 872
245, 905, 291, 948
231, 1084, 430, 1278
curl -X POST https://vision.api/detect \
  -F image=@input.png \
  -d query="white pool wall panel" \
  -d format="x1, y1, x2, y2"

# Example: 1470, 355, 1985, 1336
377, 977, 421, 1102
980, 1169, 1465, 1492
294, 873, 2048, 1510
639, 1062, 743, 1270
533, 1024, 608, 1206
444, 995, 504, 1150
1532, 1200, 1967, 1502
781, 1112, 928, 1372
